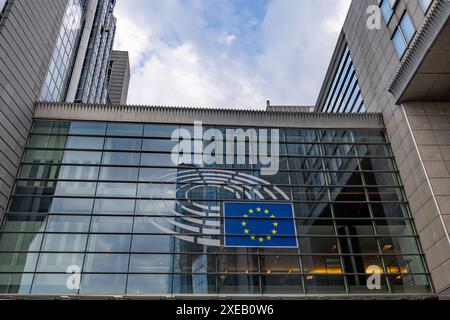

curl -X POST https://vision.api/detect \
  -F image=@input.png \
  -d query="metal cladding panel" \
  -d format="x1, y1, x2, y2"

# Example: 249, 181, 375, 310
0, 0, 67, 218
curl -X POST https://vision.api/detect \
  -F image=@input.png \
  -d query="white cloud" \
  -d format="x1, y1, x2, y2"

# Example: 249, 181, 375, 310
113, 0, 351, 108
218, 34, 237, 45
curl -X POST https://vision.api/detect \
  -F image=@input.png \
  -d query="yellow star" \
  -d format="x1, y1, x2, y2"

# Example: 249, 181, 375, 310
266, 235, 272, 240
256, 207, 261, 212
244, 229, 249, 234
243, 214, 248, 218
272, 229, 277, 235
270, 214, 275, 218
250, 235, 256, 240
259, 237, 264, 242
273, 222, 279, 227
249, 209, 254, 214
241, 221, 247, 226
264, 209, 269, 214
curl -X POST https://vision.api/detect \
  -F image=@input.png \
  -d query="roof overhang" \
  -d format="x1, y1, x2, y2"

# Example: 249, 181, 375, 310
33, 102, 385, 130
388, 1, 450, 103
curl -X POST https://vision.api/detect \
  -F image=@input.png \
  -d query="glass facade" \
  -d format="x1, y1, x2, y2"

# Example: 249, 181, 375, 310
75, 0, 117, 104
392, 12, 416, 58
379, 0, 397, 24
419, 0, 432, 12
40, 0, 84, 102
0, 0, 6, 17
319, 46, 365, 113
0, 120, 432, 296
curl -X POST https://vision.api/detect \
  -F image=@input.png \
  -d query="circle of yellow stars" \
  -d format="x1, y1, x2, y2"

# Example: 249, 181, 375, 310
242, 207, 278, 243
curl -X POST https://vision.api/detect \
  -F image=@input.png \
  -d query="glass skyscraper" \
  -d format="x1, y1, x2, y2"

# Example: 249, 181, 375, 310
74, 0, 117, 104
39, 0, 118, 104
40, 0, 85, 102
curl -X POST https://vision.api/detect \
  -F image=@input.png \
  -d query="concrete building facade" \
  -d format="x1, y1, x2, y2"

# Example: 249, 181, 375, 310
0, 0, 124, 223
315, 0, 450, 294
0, 0, 68, 224
107, 50, 130, 104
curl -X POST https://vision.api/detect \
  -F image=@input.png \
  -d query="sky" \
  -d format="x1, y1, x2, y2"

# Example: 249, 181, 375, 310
113, 0, 352, 109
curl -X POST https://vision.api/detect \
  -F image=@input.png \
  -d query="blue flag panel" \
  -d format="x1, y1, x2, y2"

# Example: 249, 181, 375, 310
224, 202, 298, 248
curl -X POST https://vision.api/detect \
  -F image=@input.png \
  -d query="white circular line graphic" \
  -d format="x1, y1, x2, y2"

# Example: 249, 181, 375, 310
138, 169, 290, 247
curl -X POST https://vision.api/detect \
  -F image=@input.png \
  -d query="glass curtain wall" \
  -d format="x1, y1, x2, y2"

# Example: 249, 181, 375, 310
0, 120, 432, 295
320, 46, 366, 113
40, 0, 84, 102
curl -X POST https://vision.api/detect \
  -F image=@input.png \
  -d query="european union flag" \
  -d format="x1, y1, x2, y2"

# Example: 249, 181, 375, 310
224, 202, 298, 248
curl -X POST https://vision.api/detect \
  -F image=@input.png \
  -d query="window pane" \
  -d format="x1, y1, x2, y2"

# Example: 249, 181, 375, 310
41, 234, 87, 252
137, 183, 176, 199
80, 274, 126, 295
129, 254, 173, 273
96, 183, 137, 197
144, 124, 179, 138
299, 237, 339, 254
55, 181, 97, 196
0, 253, 38, 272
261, 274, 302, 294
375, 219, 415, 236
218, 274, 260, 294
87, 235, 131, 252
372, 203, 409, 218
0, 233, 43, 252
46, 215, 90, 233
218, 255, 258, 273
18, 164, 60, 180
140, 153, 174, 166
0, 273, 33, 294
400, 13, 415, 43
139, 168, 178, 182
353, 131, 386, 143
62, 151, 102, 164
107, 123, 143, 136
419, 0, 431, 11
36, 253, 84, 272
83, 254, 129, 272
102, 152, 140, 165
90, 216, 133, 233
383, 255, 426, 274
69, 122, 106, 135
393, 30, 406, 58
50, 198, 93, 214
104, 138, 142, 151
380, 0, 393, 23
93, 199, 135, 215
142, 139, 178, 152
131, 235, 173, 253
31, 274, 78, 295
8, 197, 52, 213
99, 167, 138, 181
127, 274, 171, 294
58, 166, 99, 180
260, 255, 300, 274
65, 136, 104, 149
2, 215, 47, 232
28, 135, 67, 149
24, 149, 63, 164
33, 120, 69, 135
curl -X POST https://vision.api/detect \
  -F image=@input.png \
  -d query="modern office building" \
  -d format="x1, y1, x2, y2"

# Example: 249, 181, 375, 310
0, 0, 124, 226
68, 0, 117, 104
0, 102, 435, 298
107, 50, 130, 104
315, 0, 450, 295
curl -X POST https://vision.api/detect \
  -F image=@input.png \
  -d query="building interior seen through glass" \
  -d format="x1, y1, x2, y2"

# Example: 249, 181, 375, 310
0, 120, 432, 295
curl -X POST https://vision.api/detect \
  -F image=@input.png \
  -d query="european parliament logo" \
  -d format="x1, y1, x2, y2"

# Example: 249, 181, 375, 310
224, 202, 298, 248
